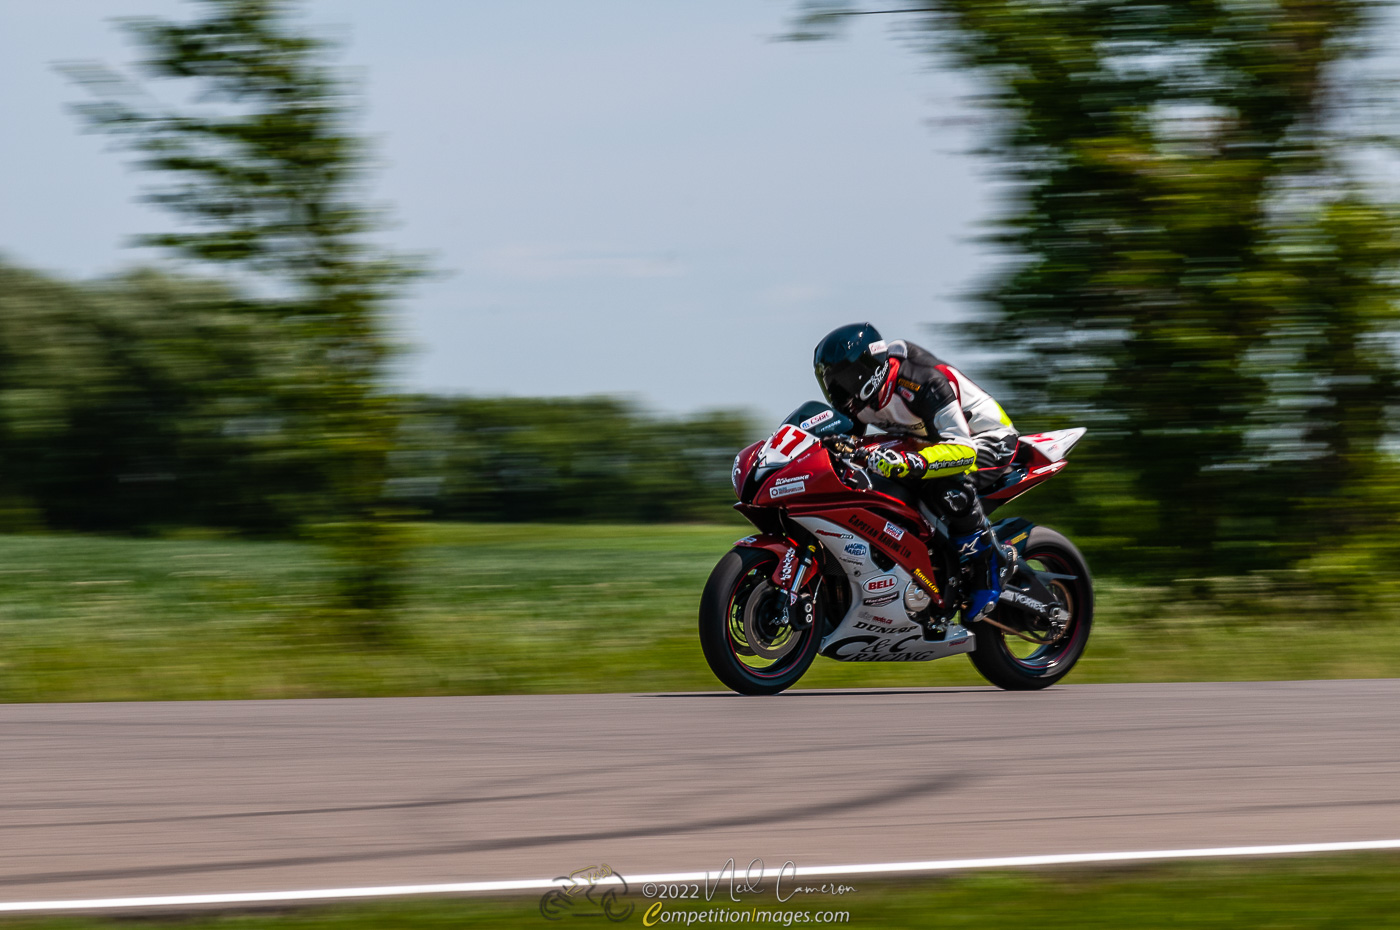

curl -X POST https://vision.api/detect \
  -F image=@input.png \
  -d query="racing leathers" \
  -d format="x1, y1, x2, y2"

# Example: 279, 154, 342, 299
851, 340, 1017, 624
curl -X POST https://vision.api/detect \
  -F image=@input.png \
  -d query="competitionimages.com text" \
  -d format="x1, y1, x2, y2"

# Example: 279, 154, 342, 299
642, 905, 851, 926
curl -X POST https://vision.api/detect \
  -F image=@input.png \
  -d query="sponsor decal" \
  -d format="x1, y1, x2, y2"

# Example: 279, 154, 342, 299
843, 542, 868, 557
857, 361, 889, 401
913, 568, 940, 595
829, 634, 928, 662
846, 513, 916, 561
778, 547, 797, 584
768, 481, 806, 499
1004, 590, 1049, 613
816, 529, 853, 539
883, 521, 906, 542
775, 474, 810, 484
798, 409, 835, 431
855, 621, 917, 634
897, 387, 915, 402
1008, 531, 1029, 545
862, 591, 899, 607
864, 574, 898, 593
735, 535, 758, 545
897, 377, 920, 392
868, 339, 888, 355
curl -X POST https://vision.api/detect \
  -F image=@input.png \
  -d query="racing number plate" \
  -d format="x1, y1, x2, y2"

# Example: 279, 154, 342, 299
756, 425, 818, 468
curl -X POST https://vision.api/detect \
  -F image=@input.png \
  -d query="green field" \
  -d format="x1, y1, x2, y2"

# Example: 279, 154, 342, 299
0, 523, 1396, 703
4, 855, 1400, 928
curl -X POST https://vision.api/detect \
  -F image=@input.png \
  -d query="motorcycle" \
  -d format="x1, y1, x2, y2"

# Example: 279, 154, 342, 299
699, 400, 1093, 695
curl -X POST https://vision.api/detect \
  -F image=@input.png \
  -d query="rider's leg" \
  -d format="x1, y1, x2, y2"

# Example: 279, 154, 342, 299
924, 475, 1004, 624
969, 428, 1019, 492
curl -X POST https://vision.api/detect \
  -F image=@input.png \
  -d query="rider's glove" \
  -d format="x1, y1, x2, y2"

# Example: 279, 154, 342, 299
869, 448, 928, 480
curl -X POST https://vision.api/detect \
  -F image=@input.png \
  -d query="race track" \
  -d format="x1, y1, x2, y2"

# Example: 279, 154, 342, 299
3, 680, 1400, 906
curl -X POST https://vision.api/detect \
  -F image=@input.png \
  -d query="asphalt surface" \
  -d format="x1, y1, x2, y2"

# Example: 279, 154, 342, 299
3, 680, 1400, 904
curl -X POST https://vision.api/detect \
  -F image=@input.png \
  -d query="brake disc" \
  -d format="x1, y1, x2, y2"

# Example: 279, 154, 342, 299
742, 581, 800, 661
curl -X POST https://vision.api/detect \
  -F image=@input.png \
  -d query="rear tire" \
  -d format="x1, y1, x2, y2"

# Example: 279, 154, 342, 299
699, 547, 821, 695
968, 526, 1092, 691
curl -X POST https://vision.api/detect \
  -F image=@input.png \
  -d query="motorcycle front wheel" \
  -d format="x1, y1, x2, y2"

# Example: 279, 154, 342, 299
699, 547, 821, 695
968, 526, 1093, 690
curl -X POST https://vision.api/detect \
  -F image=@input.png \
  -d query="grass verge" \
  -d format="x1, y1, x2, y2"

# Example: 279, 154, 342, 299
0, 523, 1397, 702
3, 854, 1400, 928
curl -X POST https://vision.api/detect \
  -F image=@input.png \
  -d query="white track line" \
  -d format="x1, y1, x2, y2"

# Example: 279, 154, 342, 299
4, 839, 1400, 913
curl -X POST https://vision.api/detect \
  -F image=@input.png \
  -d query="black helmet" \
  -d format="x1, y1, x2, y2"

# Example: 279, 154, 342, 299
813, 322, 890, 416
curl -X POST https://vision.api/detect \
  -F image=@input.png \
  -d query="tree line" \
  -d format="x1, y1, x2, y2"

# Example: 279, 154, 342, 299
795, 0, 1400, 585
21, 0, 1400, 609
0, 260, 752, 534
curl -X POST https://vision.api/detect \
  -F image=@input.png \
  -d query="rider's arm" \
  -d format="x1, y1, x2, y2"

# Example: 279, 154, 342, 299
905, 372, 977, 478
866, 366, 977, 481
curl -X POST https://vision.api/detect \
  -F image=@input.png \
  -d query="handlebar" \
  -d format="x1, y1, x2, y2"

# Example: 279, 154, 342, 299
822, 433, 864, 457
823, 434, 874, 490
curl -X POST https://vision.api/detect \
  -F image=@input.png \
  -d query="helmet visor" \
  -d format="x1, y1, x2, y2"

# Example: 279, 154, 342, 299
817, 358, 879, 415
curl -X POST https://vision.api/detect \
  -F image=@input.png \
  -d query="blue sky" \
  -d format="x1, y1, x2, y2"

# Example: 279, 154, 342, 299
0, 1, 997, 422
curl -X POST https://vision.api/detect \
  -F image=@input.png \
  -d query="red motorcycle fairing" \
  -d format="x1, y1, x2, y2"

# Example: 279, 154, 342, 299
982, 428, 1086, 506
734, 430, 950, 608
789, 505, 945, 605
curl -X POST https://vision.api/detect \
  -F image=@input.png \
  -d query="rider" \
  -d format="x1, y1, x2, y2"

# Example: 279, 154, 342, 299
813, 322, 1018, 624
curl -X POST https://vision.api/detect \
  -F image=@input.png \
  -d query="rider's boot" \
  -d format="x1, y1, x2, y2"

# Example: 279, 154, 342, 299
953, 522, 1004, 625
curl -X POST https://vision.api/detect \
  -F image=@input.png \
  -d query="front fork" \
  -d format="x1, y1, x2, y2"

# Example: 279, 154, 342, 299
731, 534, 823, 628
778, 544, 819, 629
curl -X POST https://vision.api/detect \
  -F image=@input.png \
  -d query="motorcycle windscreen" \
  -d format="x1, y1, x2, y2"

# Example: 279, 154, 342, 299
781, 400, 854, 438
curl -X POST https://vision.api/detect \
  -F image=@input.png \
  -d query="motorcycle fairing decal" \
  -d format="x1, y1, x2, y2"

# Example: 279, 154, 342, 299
982, 459, 1067, 501
1021, 427, 1086, 463
824, 629, 973, 663
796, 506, 945, 604
756, 425, 818, 468
991, 517, 1036, 556
791, 514, 972, 662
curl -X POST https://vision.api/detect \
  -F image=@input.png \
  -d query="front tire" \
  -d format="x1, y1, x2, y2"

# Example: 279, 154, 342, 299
968, 526, 1093, 690
699, 547, 821, 695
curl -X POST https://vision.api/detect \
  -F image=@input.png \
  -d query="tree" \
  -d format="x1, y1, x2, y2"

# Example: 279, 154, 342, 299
68, 0, 420, 629
791, 1, 1400, 582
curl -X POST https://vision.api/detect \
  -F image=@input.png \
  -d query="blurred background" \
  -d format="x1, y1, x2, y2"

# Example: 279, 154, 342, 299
2, 0, 1400, 701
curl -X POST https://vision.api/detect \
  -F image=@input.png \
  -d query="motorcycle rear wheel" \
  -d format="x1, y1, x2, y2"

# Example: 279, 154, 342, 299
699, 547, 821, 695
968, 526, 1093, 690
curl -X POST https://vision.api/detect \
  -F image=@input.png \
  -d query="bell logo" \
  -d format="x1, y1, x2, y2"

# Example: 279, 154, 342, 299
864, 574, 898, 593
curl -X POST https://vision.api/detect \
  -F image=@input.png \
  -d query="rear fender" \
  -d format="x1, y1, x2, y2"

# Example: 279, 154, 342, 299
733, 535, 818, 593
991, 518, 1036, 557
